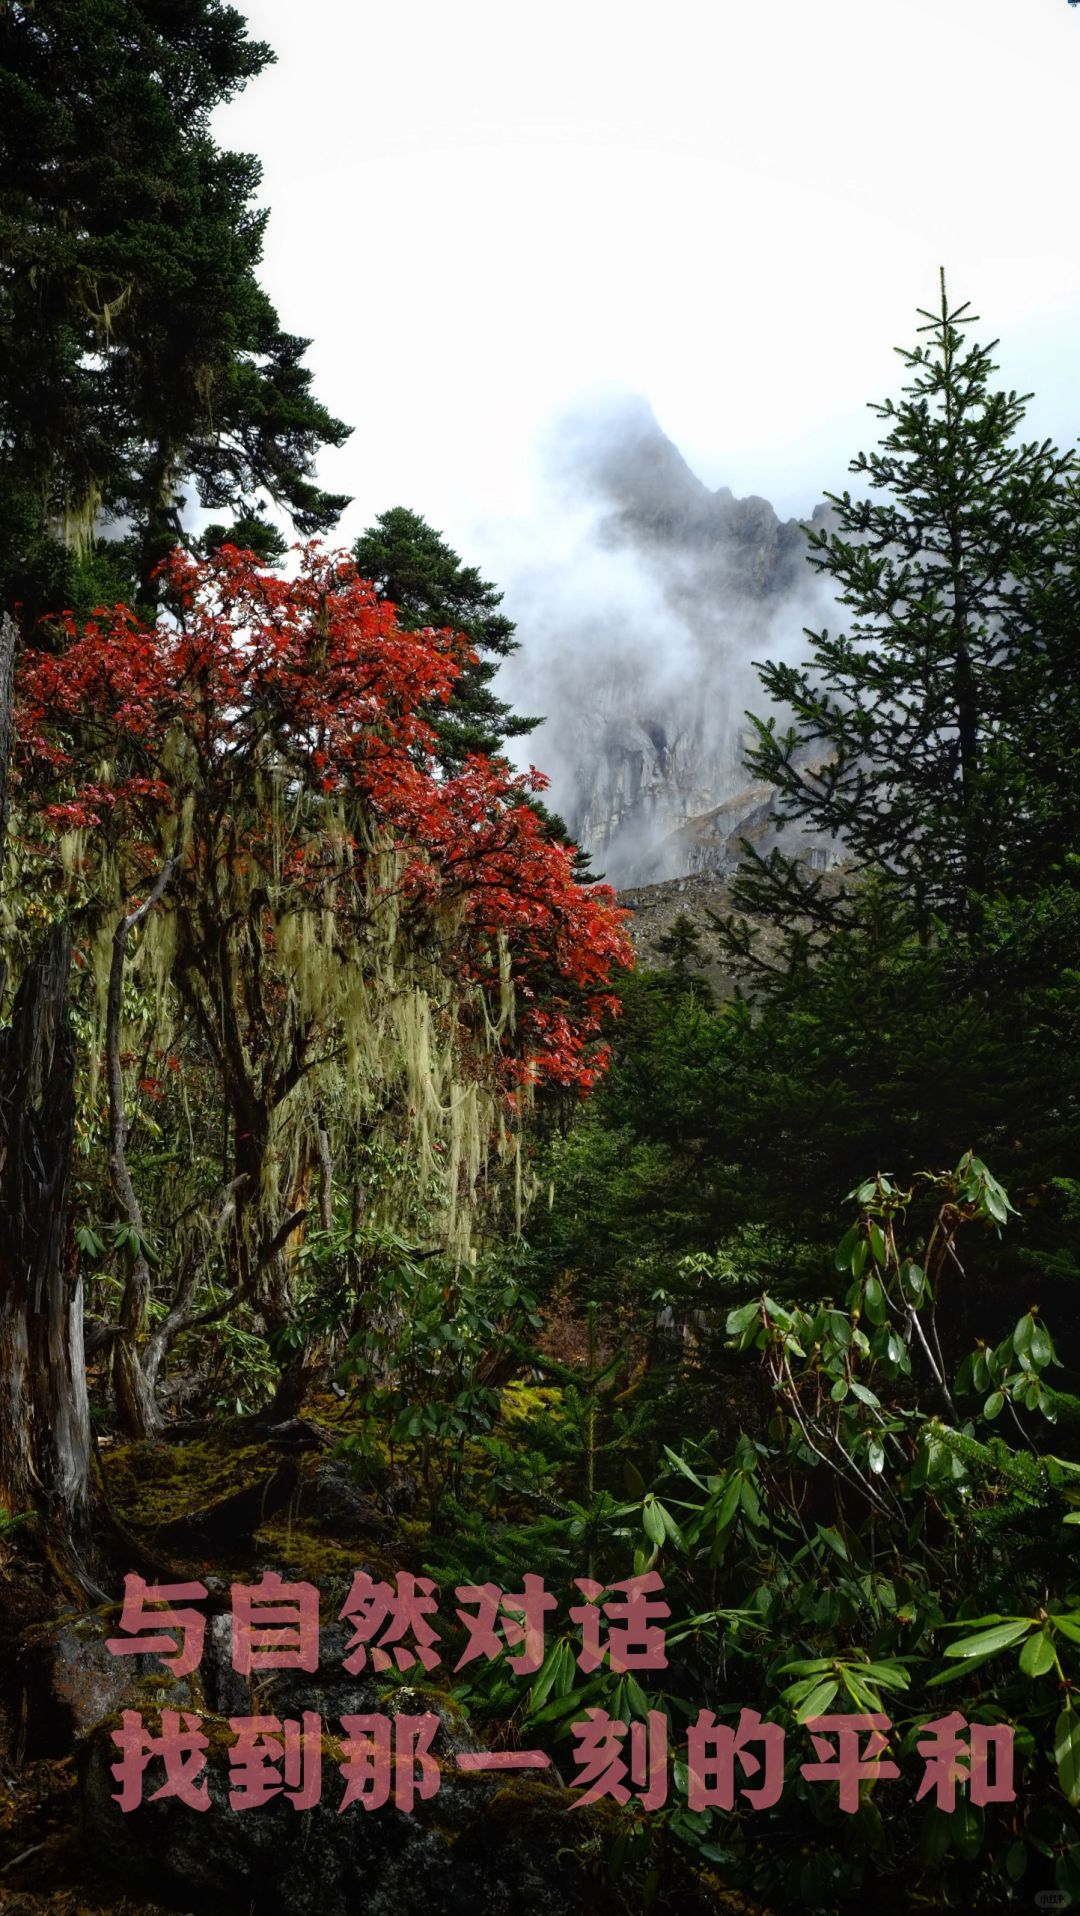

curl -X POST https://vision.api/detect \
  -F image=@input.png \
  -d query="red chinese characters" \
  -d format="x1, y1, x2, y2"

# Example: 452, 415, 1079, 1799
454, 1575, 557, 1676
687, 1708, 785, 1811
106, 1576, 209, 1677
569, 1708, 669, 1809
111, 1710, 212, 1812
232, 1574, 320, 1674
101, 1573, 1022, 1821
338, 1712, 441, 1813
799, 1713, 900, 1813
569, 1572, 670, 1673
914, 1711, 1016, 1810
229, 1714, 323, 1811
338, 1571, 441, 1675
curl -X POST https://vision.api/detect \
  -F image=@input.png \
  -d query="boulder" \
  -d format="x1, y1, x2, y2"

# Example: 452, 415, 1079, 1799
78, 1670, 589, 1916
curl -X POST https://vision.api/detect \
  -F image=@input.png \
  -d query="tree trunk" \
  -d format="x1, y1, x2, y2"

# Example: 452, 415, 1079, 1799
0, 622, 107, 1599
0, 925, 93, 1550
107, 862, 175, 1438
0, 612, 16, 859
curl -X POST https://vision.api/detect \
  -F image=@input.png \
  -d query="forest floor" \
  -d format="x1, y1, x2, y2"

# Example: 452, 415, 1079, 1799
0, 1394, 764, 1916
0, 1405, 416, 1915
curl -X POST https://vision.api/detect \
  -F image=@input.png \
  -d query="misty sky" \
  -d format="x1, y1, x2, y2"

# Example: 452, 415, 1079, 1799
217, 0, 1080, 563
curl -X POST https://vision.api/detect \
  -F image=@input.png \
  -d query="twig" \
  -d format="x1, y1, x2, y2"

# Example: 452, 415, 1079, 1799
0, 1842, 47, 1874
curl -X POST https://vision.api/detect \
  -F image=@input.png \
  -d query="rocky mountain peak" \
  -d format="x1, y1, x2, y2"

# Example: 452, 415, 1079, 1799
506, 394, 835, 886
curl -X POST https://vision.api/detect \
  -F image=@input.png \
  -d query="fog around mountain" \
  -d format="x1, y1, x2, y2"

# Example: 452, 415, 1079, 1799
489, 391, 839, 884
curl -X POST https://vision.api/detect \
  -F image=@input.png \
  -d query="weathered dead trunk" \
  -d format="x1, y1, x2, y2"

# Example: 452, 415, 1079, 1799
0, 622, 107, 1599
0, 924, 93, 1552
0, 612, 16, 857
107, 862, 175, 1438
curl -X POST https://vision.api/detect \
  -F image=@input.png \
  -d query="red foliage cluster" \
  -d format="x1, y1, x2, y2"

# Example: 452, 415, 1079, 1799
14, 544, 632, 1093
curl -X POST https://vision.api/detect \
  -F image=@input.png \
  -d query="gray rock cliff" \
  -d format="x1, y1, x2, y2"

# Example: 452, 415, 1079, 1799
512, 395, 836, 886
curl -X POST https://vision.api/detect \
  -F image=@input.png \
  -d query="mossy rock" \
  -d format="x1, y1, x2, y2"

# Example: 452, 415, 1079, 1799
103, 1434, 275, 1531
19, 1609, 200, 1759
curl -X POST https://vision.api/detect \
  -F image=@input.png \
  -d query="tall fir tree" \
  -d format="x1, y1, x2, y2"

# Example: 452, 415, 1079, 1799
0, 0, 351, 616
719, 273, 1078, 981
352, 506, 539, 769
700, 277, 1080, 1223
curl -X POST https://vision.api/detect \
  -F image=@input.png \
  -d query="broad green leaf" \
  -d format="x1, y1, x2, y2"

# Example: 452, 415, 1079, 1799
642, 1498, 665, 1546
856, 1661, 910, 1690
658, 1501, 686, 1550
1030, 1322, 1053, 1368
926, 1646, 1005, 1688
529, 1686, 595, 1726
983, 1391, 1005, 1420
1018, 1631, 1056, 1678
625, 1675, 651, 1717
918, 1803, 951, 1864
815, 1525, 849, 1562
662, 1447, 707, 1491
794, 1677, 840, 1723
944, 1619, 1032, 1660
740, 1476, 761, 1521
840, 1669, 881, 1711
1005, 1842, 1028, 1882
529, 1639, 570, 1712
1055, 1706, 1080, 1806
834, 1227, 860, 1273
863, 1275, 886, 1325
952, 1796, 984, 1861
900, 1259, 925, 1303
713, 1475, 743, 1530
725, 1300, 759, 1336
852, 1180, 878, 1205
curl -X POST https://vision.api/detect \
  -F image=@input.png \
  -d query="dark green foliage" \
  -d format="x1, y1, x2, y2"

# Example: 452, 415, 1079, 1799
528, 967, 734, 1290
198, 510, 289, 567
691, 283, 1080, 1249
352, 506, 539, 768
0, 0, 351, 613
722, 273, 1079, 964
427, 1164, 1080, 1910
653, 910, 708, 977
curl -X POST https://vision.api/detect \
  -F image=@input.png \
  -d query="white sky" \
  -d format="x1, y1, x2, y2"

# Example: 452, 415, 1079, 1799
215, 0, 1080, 556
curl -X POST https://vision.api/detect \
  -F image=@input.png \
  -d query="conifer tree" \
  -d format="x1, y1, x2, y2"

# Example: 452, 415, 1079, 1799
654, 910, 707, 978
352, 507, 539, 768
721, 274, 1078, 978
0, 0, 351, 613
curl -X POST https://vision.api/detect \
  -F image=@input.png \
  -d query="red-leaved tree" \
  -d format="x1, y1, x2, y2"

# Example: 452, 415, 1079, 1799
10, 544, 631, 1439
